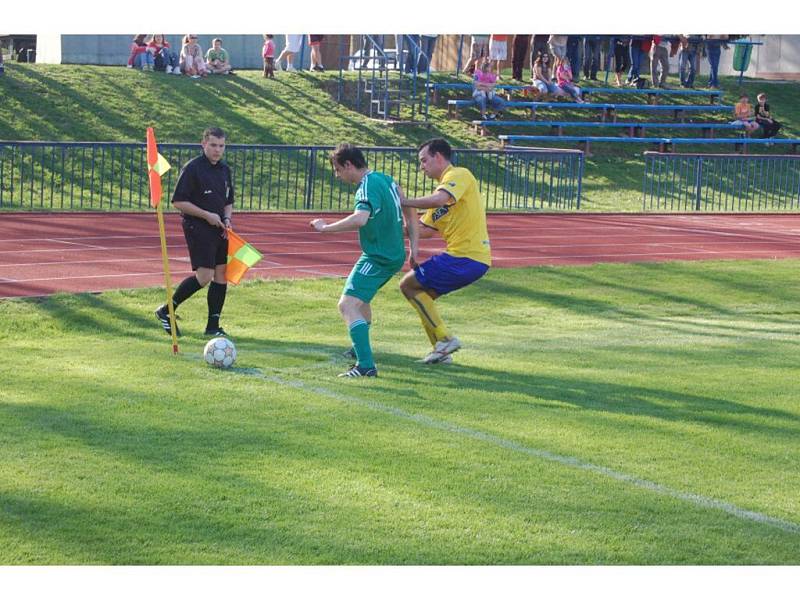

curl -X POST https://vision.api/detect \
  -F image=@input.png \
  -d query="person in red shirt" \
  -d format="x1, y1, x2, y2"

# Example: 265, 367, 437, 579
147, 34, 180, 75
127, 34, 154, 71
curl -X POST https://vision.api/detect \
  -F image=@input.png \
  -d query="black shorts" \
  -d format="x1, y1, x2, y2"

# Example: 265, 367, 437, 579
182, 218, 228, 270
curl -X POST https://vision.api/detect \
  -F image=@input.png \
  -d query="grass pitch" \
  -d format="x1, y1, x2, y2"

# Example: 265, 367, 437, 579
1, 260, 799, 564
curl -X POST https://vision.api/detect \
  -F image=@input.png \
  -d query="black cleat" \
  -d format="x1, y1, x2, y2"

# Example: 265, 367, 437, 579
338, 365, 378, 378
342, 347, 357, 360
204, 326, 228, 337
155, 305, 181, 337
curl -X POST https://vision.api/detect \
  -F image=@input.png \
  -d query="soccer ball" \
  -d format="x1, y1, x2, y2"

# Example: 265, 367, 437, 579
204, 337, 236, 369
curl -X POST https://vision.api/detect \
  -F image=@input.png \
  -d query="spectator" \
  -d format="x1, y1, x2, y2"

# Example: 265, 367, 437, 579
650, 35, 670, 88
262, 35, 276, 78
531, 52, 563, 98
511, 35, 531, 82
127, 34, 154, 71
705, 34, 728, 89
678, 35, 700, 88
489, 35, 509, 78
628, 36, 652, 85
755, 93, 781, 138
613, 36, 631, 87
548, 35, 567, 61
148, 34, 180, 75
583, 35, 601, 81
276, 34, 303, 72
530, 35, 550, 72
206, 38, 232, 75
418, 34, 438, 72
0, 44, 4, 75
566, 36, 583, 82
732, 93, 760, 134
309, 35, 325, 71
463, 35, 489, 76
180, 34, 208, 78
556, 57, 584, 101
472, 57, 506, 120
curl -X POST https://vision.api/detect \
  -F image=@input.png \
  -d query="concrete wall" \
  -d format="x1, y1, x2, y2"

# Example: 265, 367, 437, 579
37, 35, 346, 70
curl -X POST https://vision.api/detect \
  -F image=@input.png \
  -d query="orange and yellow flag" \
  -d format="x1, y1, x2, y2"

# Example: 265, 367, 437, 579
227, 230, 264, 285
146, 127, 171, 207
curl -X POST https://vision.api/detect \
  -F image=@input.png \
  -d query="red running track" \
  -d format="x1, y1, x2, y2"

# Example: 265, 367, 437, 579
1, 212, 800, 299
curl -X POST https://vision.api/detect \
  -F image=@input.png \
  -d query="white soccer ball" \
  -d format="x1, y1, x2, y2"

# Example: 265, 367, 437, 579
204, 337, 236, 369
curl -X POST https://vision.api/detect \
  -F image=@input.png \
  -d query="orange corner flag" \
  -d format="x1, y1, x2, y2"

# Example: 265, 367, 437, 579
226, 230, 263, 285
146, 127, 171, 208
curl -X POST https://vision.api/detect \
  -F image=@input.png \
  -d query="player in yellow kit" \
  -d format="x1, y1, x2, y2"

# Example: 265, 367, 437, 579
399, 138, 491, 364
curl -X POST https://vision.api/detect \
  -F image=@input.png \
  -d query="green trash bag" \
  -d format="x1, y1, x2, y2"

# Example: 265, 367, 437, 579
732, 44, 753, 72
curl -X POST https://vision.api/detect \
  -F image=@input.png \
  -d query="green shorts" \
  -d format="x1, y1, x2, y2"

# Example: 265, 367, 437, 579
343, 255, 404, 303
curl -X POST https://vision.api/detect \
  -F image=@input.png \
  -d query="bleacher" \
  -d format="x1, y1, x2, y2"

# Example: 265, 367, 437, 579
448, 99, 734, 122
499, 135, 800, 154
471, 120, 747, 137
428, 82, 723, 104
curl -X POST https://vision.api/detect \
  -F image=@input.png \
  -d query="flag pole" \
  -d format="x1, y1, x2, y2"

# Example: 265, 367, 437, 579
156, 201, 179, 355
147, 127, 179, 355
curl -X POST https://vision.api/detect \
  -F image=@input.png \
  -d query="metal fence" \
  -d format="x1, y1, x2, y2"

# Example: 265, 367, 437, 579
643, 152, 800, 211
0, 142, 583, 211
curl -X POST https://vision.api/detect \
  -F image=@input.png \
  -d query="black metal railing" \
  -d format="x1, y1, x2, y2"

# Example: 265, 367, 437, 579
0, 141, 583, 211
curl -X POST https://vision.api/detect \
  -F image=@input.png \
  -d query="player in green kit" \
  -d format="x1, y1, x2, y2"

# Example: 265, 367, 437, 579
310, 144, 419, 378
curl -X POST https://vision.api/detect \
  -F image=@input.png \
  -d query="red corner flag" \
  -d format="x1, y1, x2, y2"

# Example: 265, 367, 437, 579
147, 128, 179, 354
146, 127, 171, 207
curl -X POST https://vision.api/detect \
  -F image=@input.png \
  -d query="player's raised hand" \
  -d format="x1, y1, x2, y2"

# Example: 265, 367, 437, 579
310, 218, 327, 232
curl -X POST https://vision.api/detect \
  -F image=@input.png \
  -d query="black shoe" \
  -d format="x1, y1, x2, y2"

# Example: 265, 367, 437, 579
313, 65, 325, 72
155, 305, 181, 337
338, 365, 378, 378
342, 347, 357, 360
204, 326, 228, 337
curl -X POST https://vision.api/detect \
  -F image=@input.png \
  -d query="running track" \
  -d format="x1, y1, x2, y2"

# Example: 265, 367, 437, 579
2, 212, 800, 299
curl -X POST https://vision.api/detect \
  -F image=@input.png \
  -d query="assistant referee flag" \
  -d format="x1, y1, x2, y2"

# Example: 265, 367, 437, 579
226, 229, 263, 285
146, 127, 171, 207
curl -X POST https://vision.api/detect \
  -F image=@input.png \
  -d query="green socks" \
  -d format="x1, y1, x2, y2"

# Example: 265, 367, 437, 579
349, 319, 375, 369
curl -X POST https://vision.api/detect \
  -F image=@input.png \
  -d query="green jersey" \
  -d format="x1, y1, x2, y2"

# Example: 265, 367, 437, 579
354, 171, 406, 266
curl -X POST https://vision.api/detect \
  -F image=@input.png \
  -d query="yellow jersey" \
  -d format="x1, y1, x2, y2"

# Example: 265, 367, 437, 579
421, 164, 492, 266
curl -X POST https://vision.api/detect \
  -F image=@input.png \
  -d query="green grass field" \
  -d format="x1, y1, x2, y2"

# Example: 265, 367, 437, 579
1, 259, 799, 564
2, 64, 799, 211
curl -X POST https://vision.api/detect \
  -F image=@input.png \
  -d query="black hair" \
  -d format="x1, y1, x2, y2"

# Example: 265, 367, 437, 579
418, 138, 452, 161
203, 127, 227, 140
330, 143, 367, 169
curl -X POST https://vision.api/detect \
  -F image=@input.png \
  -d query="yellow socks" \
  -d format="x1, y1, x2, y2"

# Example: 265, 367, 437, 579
408, 292, 450, 345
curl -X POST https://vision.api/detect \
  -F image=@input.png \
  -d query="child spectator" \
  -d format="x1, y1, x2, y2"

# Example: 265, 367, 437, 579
755, 93, 781, 138
276, 35, 303, 72
309, 35, 325, 71
127, 34, 154, 71
489, 35, 509, 79
472, 57, 506, 120
262, 35, 276, 78
180, 34, 208, 78
531, 52, 562, 97
206, 38, 232, 75
148, 34, 180, 75
732, 93, 760, 134
556, 57, 583, 102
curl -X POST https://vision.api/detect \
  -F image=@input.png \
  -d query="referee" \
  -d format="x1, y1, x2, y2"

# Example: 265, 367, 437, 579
155, 127, 234, 337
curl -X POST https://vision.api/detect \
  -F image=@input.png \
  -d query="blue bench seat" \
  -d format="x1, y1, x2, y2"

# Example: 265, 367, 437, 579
471, 120, 746, 138
448, 99, 733, 122
498, 135, 800, 154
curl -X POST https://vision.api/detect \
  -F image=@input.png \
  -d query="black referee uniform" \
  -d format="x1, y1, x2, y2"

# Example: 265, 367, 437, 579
154, 152, 234, 337
172, 154, 234, 270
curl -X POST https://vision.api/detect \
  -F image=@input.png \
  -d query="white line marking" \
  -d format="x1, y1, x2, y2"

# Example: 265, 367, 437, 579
238, 368, 800, 536
43, 238, 107, 249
